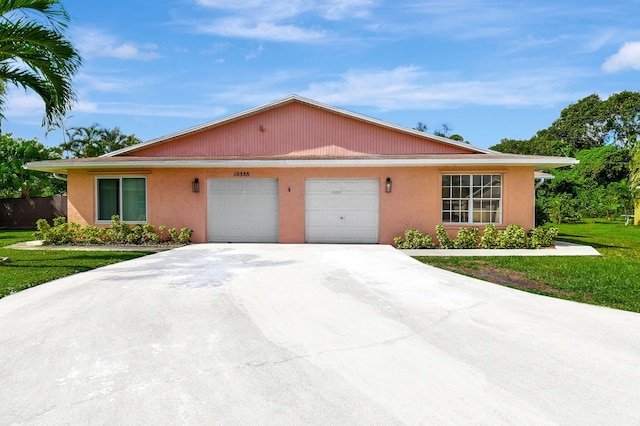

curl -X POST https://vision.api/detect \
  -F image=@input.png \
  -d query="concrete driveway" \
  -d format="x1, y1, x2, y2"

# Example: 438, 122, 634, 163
1, 244, 639, 425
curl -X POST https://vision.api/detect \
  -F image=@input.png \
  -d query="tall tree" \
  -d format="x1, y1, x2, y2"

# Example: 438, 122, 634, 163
0, 132, 64, 197
490, 132, 571, 157
61, 123, 142, 157
0, 0, 82, 130
603, 91, 640, 149
542, 92, 640, 153
544, 94, 608, 151
100, 126, 142, 154
493, 91, 640, 157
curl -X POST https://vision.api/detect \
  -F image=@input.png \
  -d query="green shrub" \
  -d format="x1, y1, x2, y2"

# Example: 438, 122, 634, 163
178, 228, 193, 244
106, 215, 131, 244
393, 224, 556, 250
158, 225, 168, 242
435, 225, 454, 249
529, 226, 558, 248
143, 224, 160, 243
454, 227, 480, 249
35, 217, 80, 245
78, 225, 107, 244
393, 229, 435, 249
168, 227, 179, 243
497, 225, 529, 249
34, 218, 52, 243
33, 215, 193, 246
480, 224, 499, 249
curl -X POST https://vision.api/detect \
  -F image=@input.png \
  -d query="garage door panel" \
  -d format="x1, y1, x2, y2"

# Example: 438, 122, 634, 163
305, 179, 379, 243
208, 179, 279, 243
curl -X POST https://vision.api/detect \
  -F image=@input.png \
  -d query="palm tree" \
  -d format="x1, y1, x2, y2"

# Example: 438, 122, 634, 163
0, 0, 82, 130
61, 124, 142, 157
61, 123, 103, 158
99, 126, 140, 153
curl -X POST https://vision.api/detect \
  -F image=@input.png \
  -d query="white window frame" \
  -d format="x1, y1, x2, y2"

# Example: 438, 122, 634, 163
95, 176, 148, 224
441, 174, 502, 225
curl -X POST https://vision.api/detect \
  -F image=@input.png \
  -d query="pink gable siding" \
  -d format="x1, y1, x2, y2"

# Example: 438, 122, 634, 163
126, 101, 473, 157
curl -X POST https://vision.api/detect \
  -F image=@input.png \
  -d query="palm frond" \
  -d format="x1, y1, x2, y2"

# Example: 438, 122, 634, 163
0, 0, 81, 129
0, 0, 70, 31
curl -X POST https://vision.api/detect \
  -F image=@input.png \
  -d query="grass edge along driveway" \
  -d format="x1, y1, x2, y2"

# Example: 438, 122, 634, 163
417, 220, 640, 313
2, 221, 640, 313
0, 230, 151, 299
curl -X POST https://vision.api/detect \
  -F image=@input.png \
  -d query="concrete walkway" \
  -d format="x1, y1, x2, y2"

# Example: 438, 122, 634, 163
0, 244, 637, 424
401, 240, 601, 257
8, 239, 601, 256
6, 240, 173, 252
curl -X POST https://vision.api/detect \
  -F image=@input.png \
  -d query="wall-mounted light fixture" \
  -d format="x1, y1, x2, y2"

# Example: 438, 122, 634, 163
192, 178, 200, 193
259, 125, 265, 131
385, 177, 392, 193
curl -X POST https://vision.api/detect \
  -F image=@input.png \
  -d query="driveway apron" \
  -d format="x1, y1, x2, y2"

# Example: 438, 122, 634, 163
1, 244, 639, 425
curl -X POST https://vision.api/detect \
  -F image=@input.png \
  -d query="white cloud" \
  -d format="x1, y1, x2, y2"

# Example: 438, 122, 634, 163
210, 66, 582, 111
73, 100, 226, 120
190, 0, 377, 42
322, 0, 378, 20
76, 74, 129, 92
74, 28, 161, 60
602, 41, 640, 73
584, 30, 617, 53
3, 89, 45, 120
302, 66, 580, 109
196, 18, 326, 42
245, 44, 265, 60
196, 0, 307, 20
195, 0, 377, 20
404, 0, 514, 39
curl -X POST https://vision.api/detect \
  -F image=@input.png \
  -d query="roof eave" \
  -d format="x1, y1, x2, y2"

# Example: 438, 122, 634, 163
25, 157, 579, 174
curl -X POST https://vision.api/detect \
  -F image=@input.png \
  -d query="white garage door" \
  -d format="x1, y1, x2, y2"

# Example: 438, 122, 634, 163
305, 179, 379, 243
207, 179, 279, 242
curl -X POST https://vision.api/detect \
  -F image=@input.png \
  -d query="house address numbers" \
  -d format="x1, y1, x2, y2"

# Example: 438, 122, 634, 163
233, 171, 250, 177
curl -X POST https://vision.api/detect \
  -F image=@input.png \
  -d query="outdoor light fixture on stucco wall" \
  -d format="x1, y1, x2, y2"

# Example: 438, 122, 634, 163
192, 178, 200, 193
385, 177, 392, 193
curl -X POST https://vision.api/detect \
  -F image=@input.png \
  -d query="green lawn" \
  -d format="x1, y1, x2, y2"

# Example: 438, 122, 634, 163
0, 230, 151, 299
416, 220, 640, 313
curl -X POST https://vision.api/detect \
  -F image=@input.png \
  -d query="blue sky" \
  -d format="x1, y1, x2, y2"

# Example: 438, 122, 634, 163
3, 0, 640, 149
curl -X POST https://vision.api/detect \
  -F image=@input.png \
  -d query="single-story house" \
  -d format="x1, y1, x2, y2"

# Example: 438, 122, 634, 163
26, 95, 578, 244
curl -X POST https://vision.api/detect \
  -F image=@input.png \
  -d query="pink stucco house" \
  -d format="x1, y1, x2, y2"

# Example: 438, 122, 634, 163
28, 95, 577, 244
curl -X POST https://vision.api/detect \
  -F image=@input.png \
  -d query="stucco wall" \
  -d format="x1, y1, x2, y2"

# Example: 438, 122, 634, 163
67, 165, 535, 244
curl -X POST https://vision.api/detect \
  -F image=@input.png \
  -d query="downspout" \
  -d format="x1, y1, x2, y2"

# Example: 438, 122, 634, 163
52, 173, 68, 181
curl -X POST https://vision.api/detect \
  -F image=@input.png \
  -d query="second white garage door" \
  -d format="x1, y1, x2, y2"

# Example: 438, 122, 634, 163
207, 179, 279, 242
305, 179, 379, 243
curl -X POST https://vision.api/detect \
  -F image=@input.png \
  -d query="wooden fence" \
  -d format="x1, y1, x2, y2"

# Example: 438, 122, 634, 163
0, 196, 67, 229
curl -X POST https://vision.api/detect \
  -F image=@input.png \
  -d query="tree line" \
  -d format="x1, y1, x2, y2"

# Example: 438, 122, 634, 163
0, 125, 141, 198
490, 91, 640, 224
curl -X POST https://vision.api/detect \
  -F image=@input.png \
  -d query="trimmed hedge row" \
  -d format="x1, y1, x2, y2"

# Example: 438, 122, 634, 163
35, 216, 193, 246
394, 224, 558, 249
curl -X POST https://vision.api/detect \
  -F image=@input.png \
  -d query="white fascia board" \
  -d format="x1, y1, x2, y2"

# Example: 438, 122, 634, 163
26, 157, 579, 173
